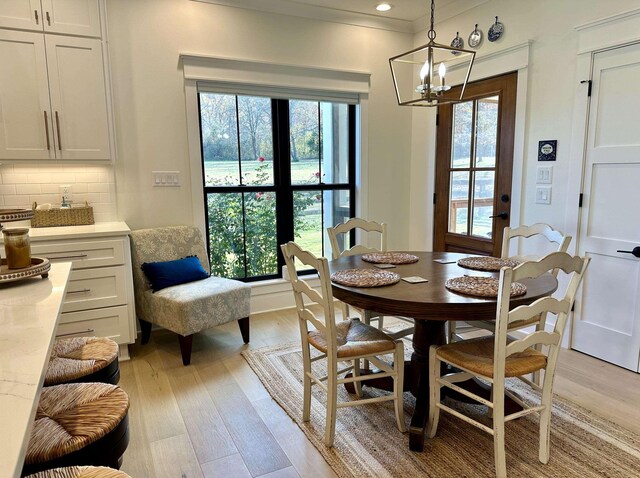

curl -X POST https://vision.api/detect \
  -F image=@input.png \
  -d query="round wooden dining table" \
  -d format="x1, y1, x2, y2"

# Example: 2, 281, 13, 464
328, 251, 558, 452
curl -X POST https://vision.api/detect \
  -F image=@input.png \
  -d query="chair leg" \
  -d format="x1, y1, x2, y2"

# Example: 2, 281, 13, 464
302, 346, 312, 422
178, 334, 194, 366
493, 381, 507, 478
539, 369, 554, 464
353, 358, 363, 398
427, 346, 441, 438
139, 318, 152, 345
393, 342, 406, 433
325, 356, 338, 447
238, 317, 250, 344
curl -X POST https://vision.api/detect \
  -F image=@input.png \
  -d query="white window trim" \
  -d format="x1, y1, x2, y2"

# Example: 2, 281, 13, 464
181, 55, 370, 311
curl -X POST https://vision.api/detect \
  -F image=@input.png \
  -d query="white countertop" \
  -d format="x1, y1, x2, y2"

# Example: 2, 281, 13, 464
27, 222, 131, 241
0, 263, 72, 478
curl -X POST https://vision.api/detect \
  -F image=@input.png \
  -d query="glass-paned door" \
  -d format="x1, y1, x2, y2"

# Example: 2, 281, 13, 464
434, 73, 517, 256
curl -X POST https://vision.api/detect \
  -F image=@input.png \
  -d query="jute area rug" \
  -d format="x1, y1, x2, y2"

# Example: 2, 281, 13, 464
242, 342, 640, 478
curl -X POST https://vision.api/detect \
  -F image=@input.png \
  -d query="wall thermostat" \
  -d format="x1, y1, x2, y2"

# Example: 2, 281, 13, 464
538, 140, 557, 161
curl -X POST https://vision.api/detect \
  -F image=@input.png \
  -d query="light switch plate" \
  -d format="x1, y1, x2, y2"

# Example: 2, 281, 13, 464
536, 186, 552, 204
536, 166, 553, 184
152, 171, 181, 187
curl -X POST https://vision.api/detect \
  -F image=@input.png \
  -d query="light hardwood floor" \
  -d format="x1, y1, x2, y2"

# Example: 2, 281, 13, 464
119, 310, 640, 477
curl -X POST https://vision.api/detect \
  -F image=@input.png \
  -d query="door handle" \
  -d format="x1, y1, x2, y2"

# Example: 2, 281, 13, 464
55, 111, 62, 151
490, 212, 508, 220
43, 111, 50, 150
617, 247, 640, 258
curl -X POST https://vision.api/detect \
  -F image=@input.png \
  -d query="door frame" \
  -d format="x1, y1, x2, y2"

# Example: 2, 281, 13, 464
433, 72, 517, 256
565, 10, 640, 347
408, 42, 531, 253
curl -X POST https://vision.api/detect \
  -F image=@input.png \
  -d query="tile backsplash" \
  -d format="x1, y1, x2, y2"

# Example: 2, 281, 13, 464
0, 164, 117, 223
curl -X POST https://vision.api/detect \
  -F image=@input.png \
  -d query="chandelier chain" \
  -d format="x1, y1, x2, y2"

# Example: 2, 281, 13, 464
427, 0, 436, 41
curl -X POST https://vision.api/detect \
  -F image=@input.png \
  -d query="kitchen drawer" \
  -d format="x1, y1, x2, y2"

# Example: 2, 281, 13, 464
62, 266, 127, 313
57, 306, 130, 342
31, 239, 125, 269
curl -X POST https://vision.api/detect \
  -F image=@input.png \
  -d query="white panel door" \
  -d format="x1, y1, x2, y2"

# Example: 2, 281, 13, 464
0, 30, 54, 160
41, 0, 101, 37
0, 0, 42, 31
45, 35, 110, 160
572, 42, 640, 372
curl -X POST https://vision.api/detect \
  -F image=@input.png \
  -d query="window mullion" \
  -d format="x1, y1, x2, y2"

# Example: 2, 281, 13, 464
274, 99, 293, 273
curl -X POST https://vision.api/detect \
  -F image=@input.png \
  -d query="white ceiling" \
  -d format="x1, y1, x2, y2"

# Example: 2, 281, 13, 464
192, 0, 489, 33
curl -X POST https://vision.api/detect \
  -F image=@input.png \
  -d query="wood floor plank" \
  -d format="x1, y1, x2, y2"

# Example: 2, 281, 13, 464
117, 360, 157, 477
196, 360, 292, 477
160, 356, 239, 464
252, 397, 337, 478
223, 355, 270, 402
150, 434, 204, 478
257, 466, 301, 478
130, 345, 188, 442
201, 453, 252, 478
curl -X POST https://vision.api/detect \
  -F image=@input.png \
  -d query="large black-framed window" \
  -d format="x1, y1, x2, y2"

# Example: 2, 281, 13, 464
198, 91, 356, 281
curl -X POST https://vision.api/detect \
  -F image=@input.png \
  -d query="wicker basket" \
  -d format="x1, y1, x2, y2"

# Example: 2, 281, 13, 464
31, 202, 95, 228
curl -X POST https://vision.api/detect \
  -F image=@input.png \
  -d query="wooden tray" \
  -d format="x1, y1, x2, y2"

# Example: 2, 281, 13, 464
331, 268, 400, 288
0, 257, 50, 283
361, 252, 419, 265
445, 275, 526, 298
457, 256, 520, 272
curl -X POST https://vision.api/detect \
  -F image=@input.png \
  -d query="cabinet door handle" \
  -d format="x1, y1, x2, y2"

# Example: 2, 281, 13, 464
55, 111, 62, 150
56, 329, 94, 338
34, 9, 39, 24
46, 11, 51, 26
43, 111, 51, 150
46, 254, 88, 261
67, 289, 91, 294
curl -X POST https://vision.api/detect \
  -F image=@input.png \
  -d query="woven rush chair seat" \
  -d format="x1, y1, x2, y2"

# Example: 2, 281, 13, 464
308, 319, 397, 358
24, 466, 131, 478
22, 383, 130, 476
45, 337, 119, 386
436, 335, 547, 378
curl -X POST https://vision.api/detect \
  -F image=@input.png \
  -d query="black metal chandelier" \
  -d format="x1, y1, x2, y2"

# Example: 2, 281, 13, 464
389, 0, 475, 107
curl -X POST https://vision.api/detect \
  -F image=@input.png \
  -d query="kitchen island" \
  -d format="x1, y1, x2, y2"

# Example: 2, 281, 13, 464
0, 262, 71, 477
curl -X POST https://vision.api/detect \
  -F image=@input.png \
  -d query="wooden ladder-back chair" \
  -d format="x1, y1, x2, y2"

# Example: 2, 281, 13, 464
428, 252, 590, 477
451, 223, 572, 343
326, 217, 414, 339
281, 241, 406, 447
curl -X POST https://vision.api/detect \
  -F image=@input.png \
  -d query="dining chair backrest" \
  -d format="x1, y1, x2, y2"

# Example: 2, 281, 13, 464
281, 241, 338, 355
493, 252, 589, 381
501, 223, 571, 270
327, 217, 388, 260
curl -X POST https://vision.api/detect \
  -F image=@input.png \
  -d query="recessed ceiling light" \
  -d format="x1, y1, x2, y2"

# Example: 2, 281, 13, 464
376, 3, 393, 12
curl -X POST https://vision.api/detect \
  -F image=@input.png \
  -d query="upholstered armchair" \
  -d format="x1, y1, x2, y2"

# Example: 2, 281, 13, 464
129, 226, 251, 365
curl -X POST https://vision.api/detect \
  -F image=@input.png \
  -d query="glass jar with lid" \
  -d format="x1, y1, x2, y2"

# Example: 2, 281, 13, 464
3, 228, 32, 269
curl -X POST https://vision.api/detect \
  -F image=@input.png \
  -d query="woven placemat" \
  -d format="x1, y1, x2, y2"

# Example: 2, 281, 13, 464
457, 256, 520, 272
445, 275, 526, 298
330, 268, 400, 287
361, 252, 419, 265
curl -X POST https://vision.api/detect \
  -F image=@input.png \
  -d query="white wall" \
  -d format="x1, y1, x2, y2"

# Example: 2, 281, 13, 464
105, 0, 414, 250
408, 0, 640, 255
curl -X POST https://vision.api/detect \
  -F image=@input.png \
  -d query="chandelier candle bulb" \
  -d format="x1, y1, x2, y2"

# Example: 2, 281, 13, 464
439, 62, 446, 87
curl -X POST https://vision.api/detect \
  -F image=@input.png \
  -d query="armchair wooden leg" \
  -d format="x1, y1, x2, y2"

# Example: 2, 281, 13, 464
178, 334, 194, 366
139, 319, 152, 345
238, 316, 250, 344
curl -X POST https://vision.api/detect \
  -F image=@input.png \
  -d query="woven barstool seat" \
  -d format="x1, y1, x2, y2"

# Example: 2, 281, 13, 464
24, 466, 131, 478
45, 337, 120, 386
22, 383, 130, 476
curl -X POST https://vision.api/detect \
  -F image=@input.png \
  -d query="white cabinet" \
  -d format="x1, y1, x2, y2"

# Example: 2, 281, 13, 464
0, 0, 101, 37
0, 29, 110, 160
28, 223, 136, 357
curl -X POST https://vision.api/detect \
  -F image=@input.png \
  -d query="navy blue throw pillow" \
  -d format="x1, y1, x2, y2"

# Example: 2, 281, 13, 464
141, 256, 209, 292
